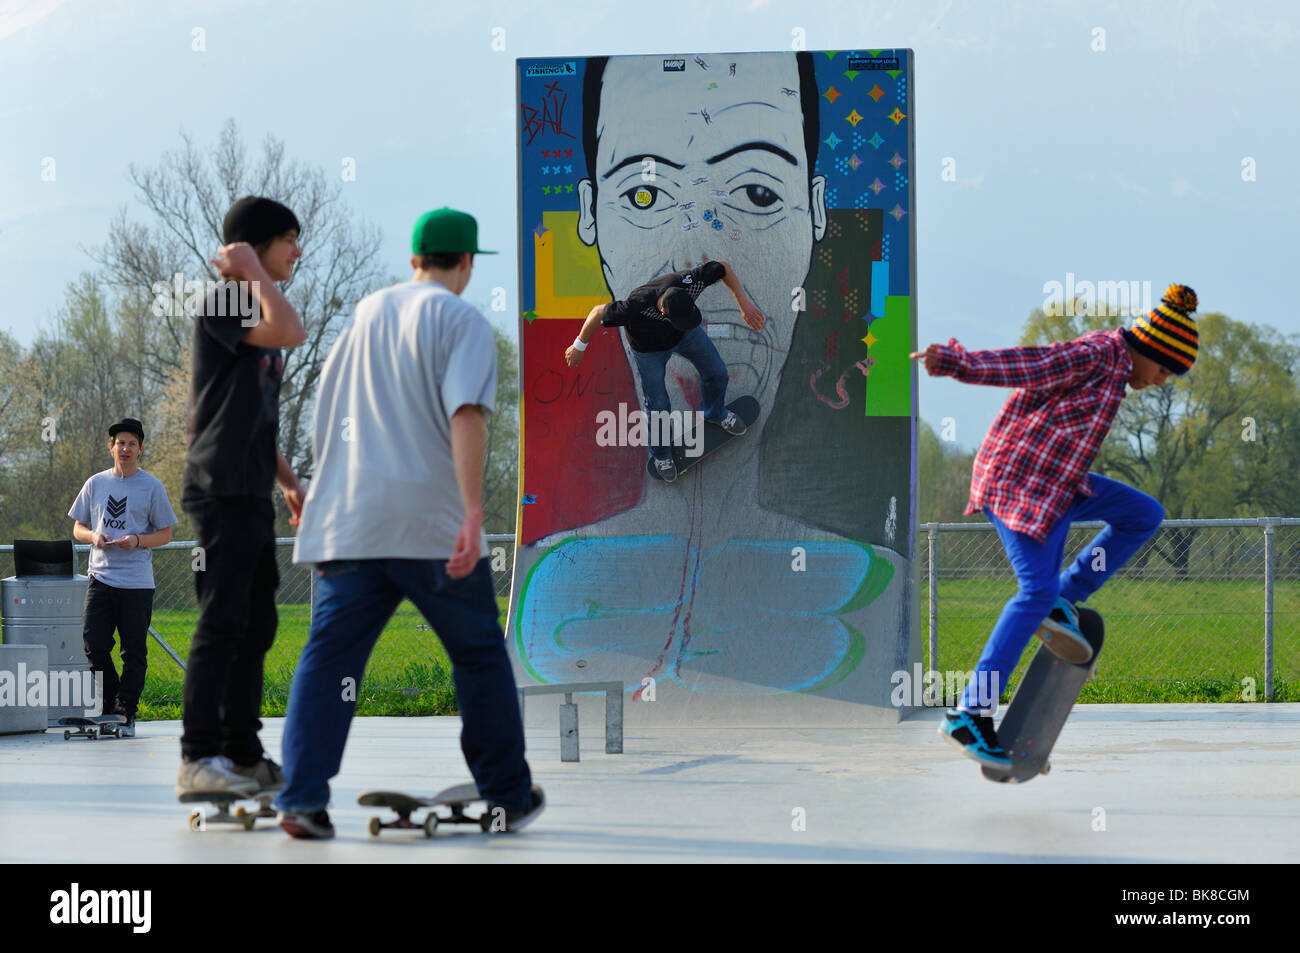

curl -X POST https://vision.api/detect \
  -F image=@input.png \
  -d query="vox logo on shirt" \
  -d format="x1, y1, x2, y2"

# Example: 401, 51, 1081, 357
105, 495, 128, 530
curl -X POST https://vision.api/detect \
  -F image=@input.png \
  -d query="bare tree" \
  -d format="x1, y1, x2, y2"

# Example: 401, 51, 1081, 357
92, 119, 388, 476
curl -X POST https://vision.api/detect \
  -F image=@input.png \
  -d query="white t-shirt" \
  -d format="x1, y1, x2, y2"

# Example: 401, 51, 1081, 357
293, 280, 497, 563
67, 468, 178, 588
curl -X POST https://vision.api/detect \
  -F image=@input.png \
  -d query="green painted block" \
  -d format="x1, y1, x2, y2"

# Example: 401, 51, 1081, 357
865, 294, 912, 417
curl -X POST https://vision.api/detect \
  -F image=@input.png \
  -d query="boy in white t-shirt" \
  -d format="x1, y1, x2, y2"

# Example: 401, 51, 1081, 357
276, 209, 539, 838
68, 418, 178, 734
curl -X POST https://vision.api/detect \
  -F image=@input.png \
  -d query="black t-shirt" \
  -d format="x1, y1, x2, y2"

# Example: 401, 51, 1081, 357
181, 283, 283, 505
600, 261, 725, 353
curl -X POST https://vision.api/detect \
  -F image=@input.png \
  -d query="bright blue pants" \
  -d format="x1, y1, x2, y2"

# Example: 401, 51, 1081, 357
959, 473, 1163, 713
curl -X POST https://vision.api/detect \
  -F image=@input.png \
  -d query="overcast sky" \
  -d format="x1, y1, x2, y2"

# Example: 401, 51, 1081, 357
2, 0, 1295, 449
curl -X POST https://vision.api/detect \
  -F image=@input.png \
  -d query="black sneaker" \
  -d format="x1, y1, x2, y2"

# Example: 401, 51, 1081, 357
710, 410, 748, 436
109, 703, 135, 738
279, 810, 335, 839
653, 456, 677, 483
488, 785, 545, 833
939, 709, 1011, 768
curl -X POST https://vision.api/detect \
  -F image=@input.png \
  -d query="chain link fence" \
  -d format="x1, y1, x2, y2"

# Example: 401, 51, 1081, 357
0, 535, 517, 709
920, 518, 1300, 699
5, 521, 1297, 706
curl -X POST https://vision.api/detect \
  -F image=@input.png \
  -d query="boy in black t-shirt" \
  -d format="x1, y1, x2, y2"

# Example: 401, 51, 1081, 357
564, 258, 766, 481
176, 196, 307, 799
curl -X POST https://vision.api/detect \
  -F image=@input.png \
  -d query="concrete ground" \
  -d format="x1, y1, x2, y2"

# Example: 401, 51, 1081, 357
2, 704, 1297, 863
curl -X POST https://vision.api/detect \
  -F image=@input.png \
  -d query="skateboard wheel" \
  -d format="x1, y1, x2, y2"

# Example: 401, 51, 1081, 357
189, 811, 202, 832
368, 817, 381, 837
234, 806, 247, 819
241, 814, 255, 831
63, 730, 71, 740
423, 815, 437, 837
1041, 761, 1051, 775
87, 730, 97, 740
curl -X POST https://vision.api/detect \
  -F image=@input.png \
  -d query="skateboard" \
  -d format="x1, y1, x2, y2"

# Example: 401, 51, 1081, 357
646, 395, 760, 481
58, 714, 127, 740
359, 783, 543, 837
179, 791, 278, 832
982, 606, 1105, 784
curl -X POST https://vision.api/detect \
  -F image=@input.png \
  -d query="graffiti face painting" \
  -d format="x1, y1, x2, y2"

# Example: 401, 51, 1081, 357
578, 54, 827, 414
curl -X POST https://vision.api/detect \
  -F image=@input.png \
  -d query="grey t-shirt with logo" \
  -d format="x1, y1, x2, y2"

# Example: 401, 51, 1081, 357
293, 280, 496, 564
68, 469, 179, 589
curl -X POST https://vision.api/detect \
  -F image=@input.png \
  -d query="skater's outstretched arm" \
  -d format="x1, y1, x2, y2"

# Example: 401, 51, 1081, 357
911, 337, 1102, 389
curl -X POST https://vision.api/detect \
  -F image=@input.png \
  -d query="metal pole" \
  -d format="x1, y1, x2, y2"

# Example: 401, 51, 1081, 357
1263, 519, 1275, 701
147, 626, 186, 672
927, 524, 938, 672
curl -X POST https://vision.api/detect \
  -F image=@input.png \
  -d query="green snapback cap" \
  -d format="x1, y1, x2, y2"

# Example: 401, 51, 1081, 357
411, 207, 497, 255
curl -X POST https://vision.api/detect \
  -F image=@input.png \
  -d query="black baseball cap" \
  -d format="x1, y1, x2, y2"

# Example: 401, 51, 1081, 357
108, 418, 144, 442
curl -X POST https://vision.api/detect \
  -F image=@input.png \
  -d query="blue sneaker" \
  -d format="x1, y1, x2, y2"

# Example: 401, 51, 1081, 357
1036, 596, 1093, 663
939, 709, 1010, 768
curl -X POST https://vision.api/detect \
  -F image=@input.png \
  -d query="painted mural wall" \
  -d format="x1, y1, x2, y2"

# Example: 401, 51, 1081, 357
512, 50, 916, 709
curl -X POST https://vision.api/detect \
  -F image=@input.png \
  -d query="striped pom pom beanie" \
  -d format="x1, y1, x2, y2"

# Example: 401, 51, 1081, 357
1122, 284, 1199, 375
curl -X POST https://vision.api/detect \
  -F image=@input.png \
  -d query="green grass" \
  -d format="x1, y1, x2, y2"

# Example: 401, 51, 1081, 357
130, 599, 506, 720
121, 577, 1299, 719
921, 577, 1300, 703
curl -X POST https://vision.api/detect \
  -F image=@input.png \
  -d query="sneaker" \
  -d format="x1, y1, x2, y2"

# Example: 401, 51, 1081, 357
938, 709, 1011, 768
1036, 596, 1093, 663
230, 756, 285, 794
654, 456, 677, 483
176, 756, 260, 798
109, 702, 135, 738
279, 809, 335, 839
710, 410, 748, 436
488, 785, 545, 833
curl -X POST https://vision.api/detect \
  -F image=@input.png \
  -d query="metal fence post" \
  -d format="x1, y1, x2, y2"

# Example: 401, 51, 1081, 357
1263, 518, 1275, 701
927, 524, 938, 672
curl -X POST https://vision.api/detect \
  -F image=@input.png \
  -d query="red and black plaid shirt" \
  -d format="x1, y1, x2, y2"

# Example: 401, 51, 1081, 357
932, 329, 1133, 542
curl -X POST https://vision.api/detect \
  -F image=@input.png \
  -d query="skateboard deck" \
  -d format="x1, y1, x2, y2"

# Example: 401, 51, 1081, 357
646, 396, 760, 481
982, 606, 1105, 784
359, 783, 541, 837
179, 791, 277, 831
58, 714, 127, 740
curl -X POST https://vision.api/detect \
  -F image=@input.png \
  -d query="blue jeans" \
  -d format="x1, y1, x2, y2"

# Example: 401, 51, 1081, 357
631, 326, 729, 461
275, 557, 532, 813
959, 473, 1164, 713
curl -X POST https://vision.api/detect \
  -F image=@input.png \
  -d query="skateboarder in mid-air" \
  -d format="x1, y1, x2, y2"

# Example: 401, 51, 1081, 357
911, 284, 1199, 768
564, 258, 766, 482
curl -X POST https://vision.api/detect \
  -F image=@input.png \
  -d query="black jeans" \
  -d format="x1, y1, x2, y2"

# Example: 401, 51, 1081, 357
82, 578, 153, 716
181, 497, 279, 764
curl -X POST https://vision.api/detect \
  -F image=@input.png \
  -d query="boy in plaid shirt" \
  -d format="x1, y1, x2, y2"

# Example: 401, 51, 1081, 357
912, 284, 1199, 767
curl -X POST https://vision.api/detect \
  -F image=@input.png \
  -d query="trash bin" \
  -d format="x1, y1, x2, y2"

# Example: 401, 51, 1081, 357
1, 540, 93, 725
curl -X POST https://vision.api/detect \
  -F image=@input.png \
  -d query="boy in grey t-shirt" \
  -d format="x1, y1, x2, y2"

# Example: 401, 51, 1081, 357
68, 418, 178, 732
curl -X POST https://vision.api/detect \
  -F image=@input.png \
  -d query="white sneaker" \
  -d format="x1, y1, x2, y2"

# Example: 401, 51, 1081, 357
176, 755, 260, 798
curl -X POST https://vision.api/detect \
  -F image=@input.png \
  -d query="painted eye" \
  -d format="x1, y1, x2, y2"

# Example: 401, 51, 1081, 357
735, 184, 780, 208
622, 185, 663, 209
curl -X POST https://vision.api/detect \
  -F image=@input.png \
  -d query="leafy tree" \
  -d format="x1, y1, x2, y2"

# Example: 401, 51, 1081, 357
2, 276, 146, 542
917, 418, 977, 524
483, 328, 520, 536
1020, 298, 1300, 575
